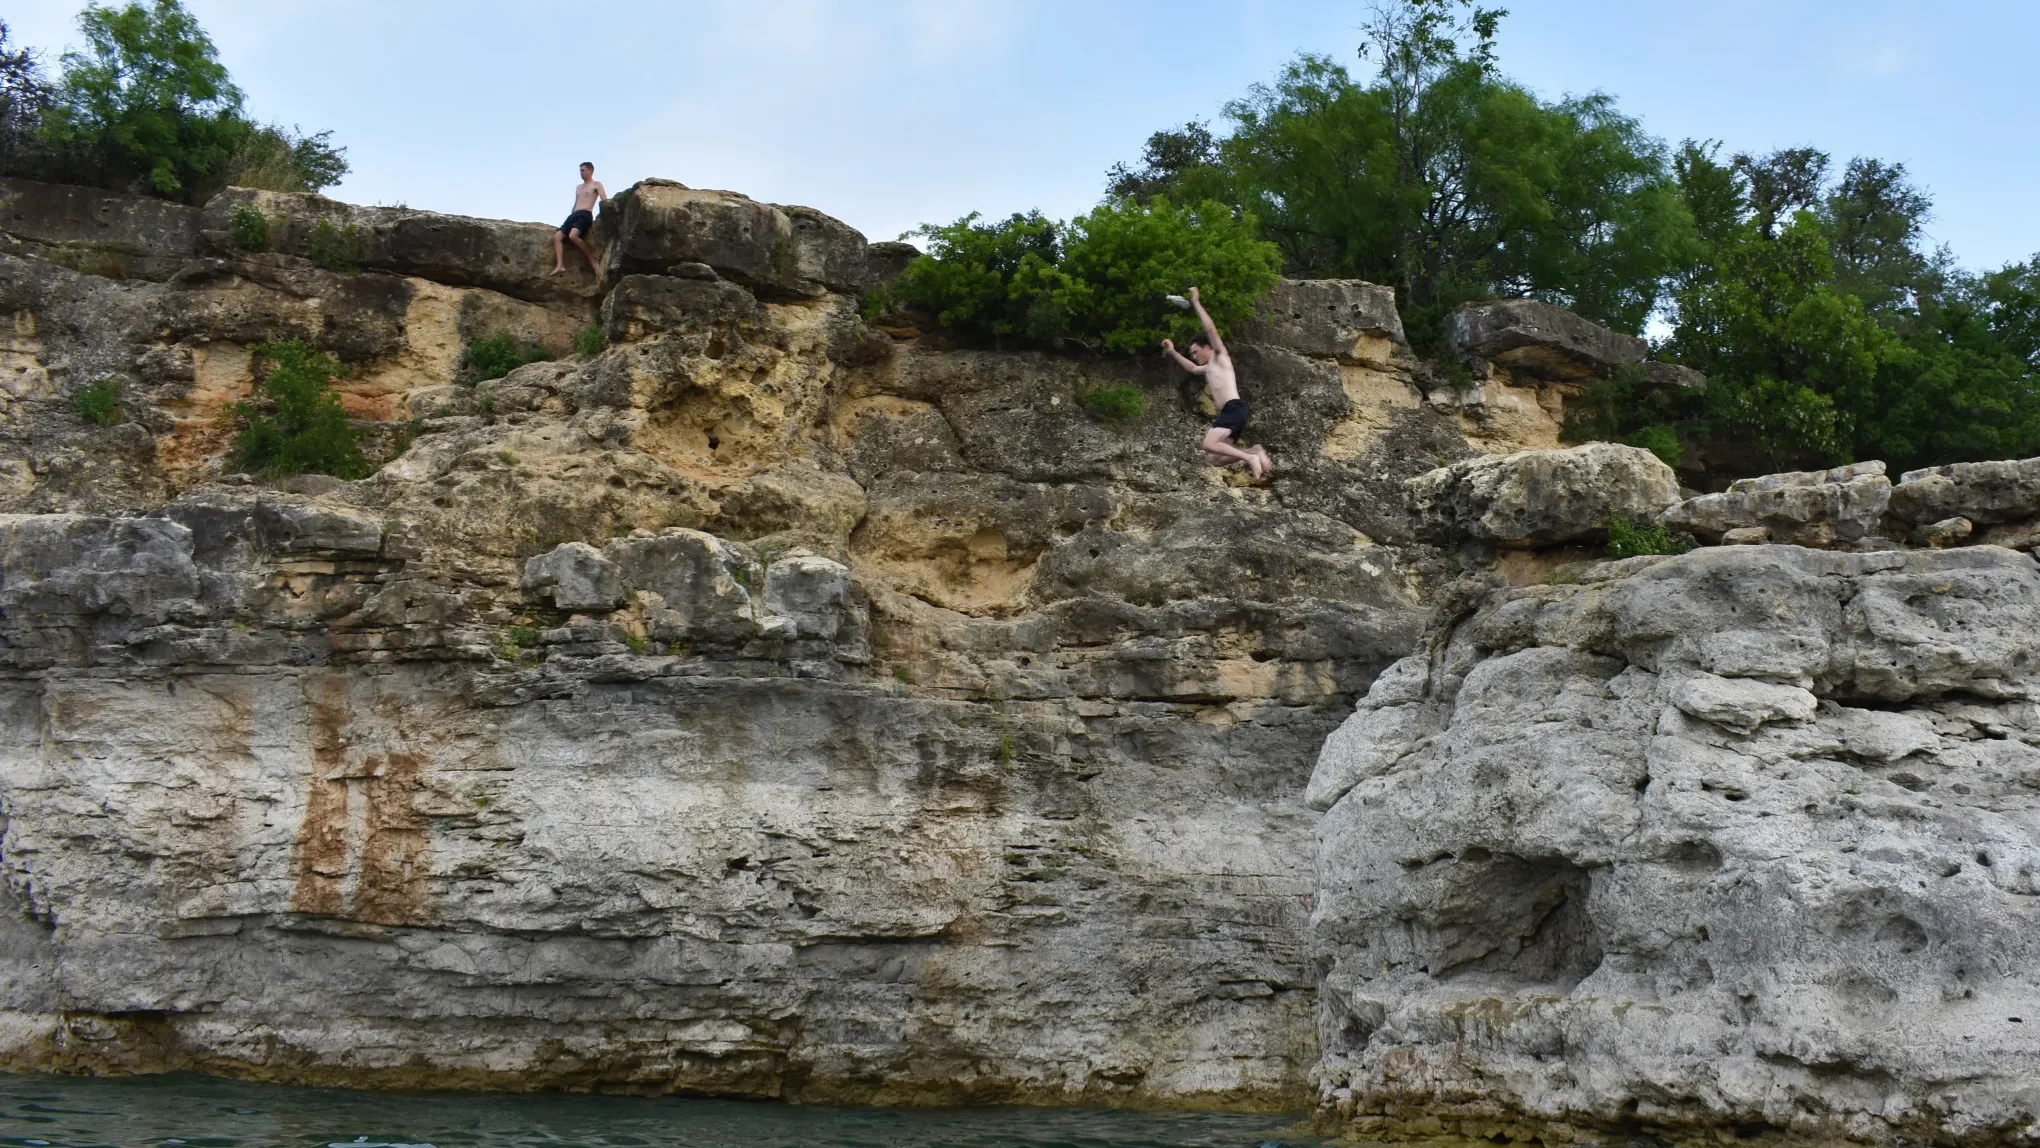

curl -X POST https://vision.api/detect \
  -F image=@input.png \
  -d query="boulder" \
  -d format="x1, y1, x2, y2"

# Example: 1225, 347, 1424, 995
1891, 456, 2040, 529
1238, 278, 1405, 356
1311, 544, 2040, 1145
1446, 297, 1645, 382
521, 542, 623, 611
197, 187, 593, 309
1406, 442, 1682, 546
0, 176, 198, 279
1660, 460, 1891, 548
764, 552, 855, 639
599, 180, 871, 299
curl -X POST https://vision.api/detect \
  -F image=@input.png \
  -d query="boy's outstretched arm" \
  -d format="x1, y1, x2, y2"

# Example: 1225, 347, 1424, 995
1187, 286, 1228, 357
1161, 338, 1204, 374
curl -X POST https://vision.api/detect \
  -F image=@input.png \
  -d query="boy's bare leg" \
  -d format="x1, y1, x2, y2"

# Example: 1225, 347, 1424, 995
569, 231, 599, 275
551, 231, 567, 275
1202, 428, 1264, 478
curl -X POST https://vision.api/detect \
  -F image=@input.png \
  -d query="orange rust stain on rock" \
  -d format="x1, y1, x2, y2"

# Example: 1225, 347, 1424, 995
288, 676, 433, 925
289, 676, 351, 916
350, 750, 432, 926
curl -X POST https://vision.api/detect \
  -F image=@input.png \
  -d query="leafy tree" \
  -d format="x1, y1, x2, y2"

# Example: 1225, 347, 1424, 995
887, 198, 1280, 355
0, 22, 53, 175
1106, 0, 1696, 350
228, 340, 369, 479
9, 2, 345, 201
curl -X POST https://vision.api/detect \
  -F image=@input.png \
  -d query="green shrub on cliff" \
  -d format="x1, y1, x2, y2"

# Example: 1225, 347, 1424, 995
890, 197, 1280, 354
71, 377, 120, 424
1079, 383, 1145, 421
6, 2, 346, 202
227, 339, 368, 479
307, 218, 362, 272
461, 332, 551, 382
1606, 516, 1692, 559
227, 204, 267, 251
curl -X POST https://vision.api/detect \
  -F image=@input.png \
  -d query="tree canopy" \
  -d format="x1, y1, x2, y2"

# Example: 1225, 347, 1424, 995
0, 2, 345, 202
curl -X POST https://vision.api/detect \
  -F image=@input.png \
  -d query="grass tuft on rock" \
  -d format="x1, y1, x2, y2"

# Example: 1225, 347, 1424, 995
1079, 383, 1145, 422
227, 340, 370, 479
574, 323, 605, 357
71, 378, 121, 425
1606, 516, 1694, 559
228, 205, 269, 252
307, 218, 362, 272
461, 332, 551, 383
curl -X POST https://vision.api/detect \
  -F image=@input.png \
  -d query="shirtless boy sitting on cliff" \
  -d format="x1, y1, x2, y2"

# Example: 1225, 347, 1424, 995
1162, 286, 1272, 479
551, 161, 607, 277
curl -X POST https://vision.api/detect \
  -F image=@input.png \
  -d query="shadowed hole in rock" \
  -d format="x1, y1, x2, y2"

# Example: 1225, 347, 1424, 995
1412, 853, 1605, 990
1666, 840, 1723, 872
1874, 914, 1930, 954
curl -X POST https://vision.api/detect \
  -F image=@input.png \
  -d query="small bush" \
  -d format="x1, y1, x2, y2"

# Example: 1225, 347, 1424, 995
889, 196, 1281, 354
71, 378, 121, 425
307, 218, 362, 272
461, 332, 550, 383
507, 625, 540, 648
1079, 383, 1145, 421
574, 323, 605, 357
228, 205, 268, 251
1606, 516, 1694, 559
227, 339, 369, 478
1623, 424, 1684, 469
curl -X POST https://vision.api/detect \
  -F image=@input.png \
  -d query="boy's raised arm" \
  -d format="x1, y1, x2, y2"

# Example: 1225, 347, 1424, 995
1188, 286, 1227, 357
1160, 338, 1203, 373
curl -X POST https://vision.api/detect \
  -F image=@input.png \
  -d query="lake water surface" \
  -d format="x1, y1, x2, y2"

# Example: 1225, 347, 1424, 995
0, 1073, 1323, 1148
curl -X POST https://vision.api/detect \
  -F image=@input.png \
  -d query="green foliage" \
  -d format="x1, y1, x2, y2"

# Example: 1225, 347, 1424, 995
1623, 424, 1684, 470
460, 332, 551, 383
890, 197, 1280, 354
574, 323, 605, 357
227, 204, 267, 251
307, 218, 362, 272
1079, 383, 1145, 421
1606, 517, 1693, 559
1108, 1, 1696, 351
70, 377, 120, 424
507, 625, 539, 648
13, 2, 345, 202
227, 339, 368, 479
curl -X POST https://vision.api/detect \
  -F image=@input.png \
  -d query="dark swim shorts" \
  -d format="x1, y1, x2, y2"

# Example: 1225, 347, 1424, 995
1211, 397, 1250, 439
559, 209, 595, 236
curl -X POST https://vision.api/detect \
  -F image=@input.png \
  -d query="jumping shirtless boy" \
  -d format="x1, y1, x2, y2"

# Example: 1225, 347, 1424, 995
1162, 286, 1273, 479
551, 162, 607, 277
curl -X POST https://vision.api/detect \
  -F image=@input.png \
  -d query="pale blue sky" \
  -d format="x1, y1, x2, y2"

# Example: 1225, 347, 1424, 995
11, 1, 2039, 271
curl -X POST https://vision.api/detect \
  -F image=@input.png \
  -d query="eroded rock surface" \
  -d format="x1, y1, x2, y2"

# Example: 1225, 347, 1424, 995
1407, 442, 1681, 547
0, 174, 1506, 1108
1311, 545, 2040, 1145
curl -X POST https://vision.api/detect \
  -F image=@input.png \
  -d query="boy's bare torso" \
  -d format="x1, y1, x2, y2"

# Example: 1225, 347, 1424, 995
1201, 353, 1239, 408
573, 180, 605, 211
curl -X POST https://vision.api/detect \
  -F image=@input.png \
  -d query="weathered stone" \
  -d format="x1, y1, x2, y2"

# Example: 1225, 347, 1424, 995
1446, 297, 1646, 382
1661, 460, 1890, 547
1915, 515, 1975, 548
521, 541, 623, 610
764, 552, 854, 639
1238, 278, 1405, 356
605, 528, 762, 644
600, 180, 869, 299
1406, 442, 1682, 546
1892, 456, 2040, 528
0, 176, 198, 279
199, 187, 598, 309
1312, 544, 2040, 1146
1719, 525, 1769, 544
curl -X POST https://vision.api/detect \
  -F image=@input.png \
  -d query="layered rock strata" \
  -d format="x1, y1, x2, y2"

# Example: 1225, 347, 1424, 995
1310, 544, 2040, 1145
0, 175, 1533, 1106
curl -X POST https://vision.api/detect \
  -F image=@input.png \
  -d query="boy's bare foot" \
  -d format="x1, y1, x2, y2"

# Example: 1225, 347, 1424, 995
1254, 446, 1274, 475
549, 266, 565, 276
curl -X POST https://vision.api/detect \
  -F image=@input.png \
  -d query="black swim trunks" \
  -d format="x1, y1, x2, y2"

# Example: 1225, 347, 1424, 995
1211, 397, 1249, 439
559, 209, 595, 237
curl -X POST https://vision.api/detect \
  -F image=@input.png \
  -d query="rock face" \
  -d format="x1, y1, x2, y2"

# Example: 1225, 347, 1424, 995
1240, 278, 1406, 357
1662, 461, 1893, 548
1310, 545, 2040, 1145
1407, 442, 1682, 547
0, 174, 1531, 1108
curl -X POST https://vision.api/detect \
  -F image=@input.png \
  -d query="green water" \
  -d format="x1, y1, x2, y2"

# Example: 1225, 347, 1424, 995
0, 1074, 1323, 1148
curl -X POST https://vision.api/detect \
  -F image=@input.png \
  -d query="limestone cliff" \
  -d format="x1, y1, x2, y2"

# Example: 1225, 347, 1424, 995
0, 175, 1574, 1108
